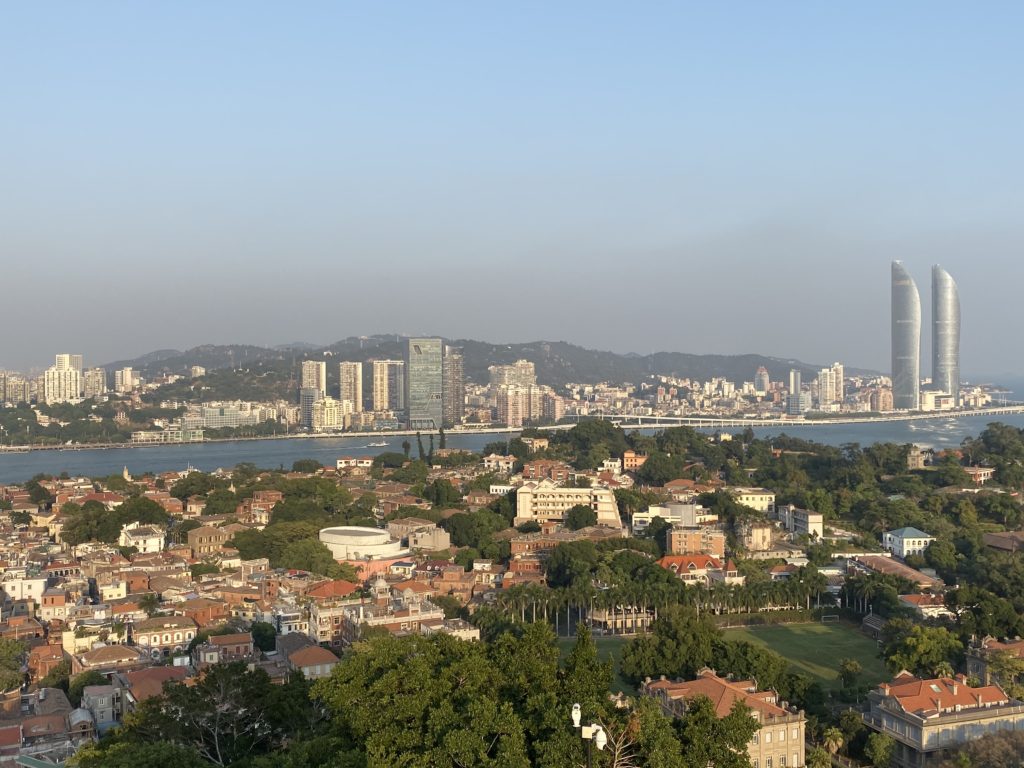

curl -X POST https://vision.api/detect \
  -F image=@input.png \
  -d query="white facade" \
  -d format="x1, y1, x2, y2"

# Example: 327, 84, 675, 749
776, 505, 824, 539
44, 366, 82, 404
339, 362, 363, 413
319, 527, 408, 560
312, 397, 354, 432
118, 521, 165, 554
633, 503, 717, 532
514, 479, 621, 527
727, 487, 777, 515
883, 527, 936, 559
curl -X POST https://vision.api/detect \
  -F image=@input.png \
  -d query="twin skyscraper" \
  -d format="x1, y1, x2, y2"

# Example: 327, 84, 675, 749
891, 262, 961, 410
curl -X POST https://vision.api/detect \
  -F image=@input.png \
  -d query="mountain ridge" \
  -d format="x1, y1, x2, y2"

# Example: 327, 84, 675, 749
104, 336, 878, 389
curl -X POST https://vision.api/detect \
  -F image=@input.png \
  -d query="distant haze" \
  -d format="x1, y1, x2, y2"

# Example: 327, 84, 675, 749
2, 5, 1022, 379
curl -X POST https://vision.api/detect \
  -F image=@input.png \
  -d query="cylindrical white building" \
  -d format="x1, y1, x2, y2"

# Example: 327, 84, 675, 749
318, 526, 407, 560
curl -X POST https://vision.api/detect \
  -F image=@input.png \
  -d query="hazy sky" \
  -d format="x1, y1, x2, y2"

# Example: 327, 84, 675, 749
3, 3, 1022, 378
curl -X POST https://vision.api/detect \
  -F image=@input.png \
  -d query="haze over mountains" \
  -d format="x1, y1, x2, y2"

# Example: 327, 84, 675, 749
103, 336, 877, 389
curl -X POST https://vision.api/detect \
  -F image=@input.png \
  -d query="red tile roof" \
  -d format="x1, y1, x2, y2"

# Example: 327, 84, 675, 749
657, 554, 723, 572
646, 670, 785, 718
289, 646, 339, 667
881, 673, 1009, 717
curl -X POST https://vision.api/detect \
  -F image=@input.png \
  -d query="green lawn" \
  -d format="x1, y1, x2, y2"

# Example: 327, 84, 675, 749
722, 622, 888, 690
558, 636, 634, 695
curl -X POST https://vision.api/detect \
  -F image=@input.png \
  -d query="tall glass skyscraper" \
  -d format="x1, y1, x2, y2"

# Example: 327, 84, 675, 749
932, 265, 961, 406
891, 261, 921, 410
405, 338, 443, 430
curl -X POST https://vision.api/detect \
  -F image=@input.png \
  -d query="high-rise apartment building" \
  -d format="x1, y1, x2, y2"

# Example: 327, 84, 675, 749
299, 388, 319, 429
892, 261, 921, 410
83, 368, 107, 399
301, 360, 327, 399
44, 368, 82, 404
339, 362, 363, 412
754, 366, 770, 394
830, 362, 844, 404
932, 265, 961, 407
54, 354, 83, 373
312, 396, 354, 432
405, 338, 443, 430
787, 370, 802, 415
3, 375, 29, 405
371, 360, 405, 412
816, 367, 834, 407
442, 346, 465, 428
114, 367, 134, 394
489, 360, 537, 390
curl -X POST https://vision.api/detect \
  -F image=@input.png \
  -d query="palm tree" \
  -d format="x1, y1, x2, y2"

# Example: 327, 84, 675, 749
822, 726, 844, 755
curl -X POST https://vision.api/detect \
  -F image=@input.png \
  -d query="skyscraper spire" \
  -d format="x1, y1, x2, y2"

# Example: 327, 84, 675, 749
891, 261, 921, 410
932, 265, 961, 406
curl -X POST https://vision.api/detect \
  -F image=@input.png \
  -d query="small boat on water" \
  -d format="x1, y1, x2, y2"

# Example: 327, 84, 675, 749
367, 441, 389, 447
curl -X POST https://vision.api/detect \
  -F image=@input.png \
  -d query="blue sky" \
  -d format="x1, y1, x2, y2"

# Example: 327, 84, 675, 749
2, 3, 1022, 377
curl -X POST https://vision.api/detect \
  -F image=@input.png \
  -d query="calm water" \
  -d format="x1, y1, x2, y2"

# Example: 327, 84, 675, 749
2, 413, 1024, 484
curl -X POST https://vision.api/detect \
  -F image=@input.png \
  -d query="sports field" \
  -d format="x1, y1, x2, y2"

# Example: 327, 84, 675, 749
721, 622, 888, 690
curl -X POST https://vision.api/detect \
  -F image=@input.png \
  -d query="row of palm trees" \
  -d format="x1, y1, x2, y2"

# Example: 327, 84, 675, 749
491, 568, 833, 636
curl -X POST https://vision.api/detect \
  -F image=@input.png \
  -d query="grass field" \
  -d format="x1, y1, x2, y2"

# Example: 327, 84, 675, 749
722, 622, 888, 690
558, 636, 634, 695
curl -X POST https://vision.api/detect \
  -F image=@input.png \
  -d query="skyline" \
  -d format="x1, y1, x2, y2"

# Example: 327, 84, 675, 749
4, 5, 1024, 375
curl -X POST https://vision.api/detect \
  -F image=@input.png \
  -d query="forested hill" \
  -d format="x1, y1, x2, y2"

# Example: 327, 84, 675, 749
105, 336, 869, 388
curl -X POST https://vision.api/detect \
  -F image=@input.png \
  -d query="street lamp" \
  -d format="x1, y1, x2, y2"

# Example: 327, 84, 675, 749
571, 703, 606, 767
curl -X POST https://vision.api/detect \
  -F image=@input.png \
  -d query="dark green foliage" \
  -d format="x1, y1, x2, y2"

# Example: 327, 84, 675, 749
620, 606, 717, 683
423, 478, 462, 508
676, 695, 760, 768
251, 621, 277, 652
441, 509, 509, 552
69, 670, 106, 706
99, 662, 307, 766
62, 497, 169, 546
545, 541, 600, 588
69, 741, 208, 768
372, 451, 407, 469
564, 504, 597, 530
388, 460, 429, 485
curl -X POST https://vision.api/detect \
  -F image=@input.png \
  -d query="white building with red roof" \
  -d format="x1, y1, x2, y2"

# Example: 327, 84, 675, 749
864, 672, 1024, 768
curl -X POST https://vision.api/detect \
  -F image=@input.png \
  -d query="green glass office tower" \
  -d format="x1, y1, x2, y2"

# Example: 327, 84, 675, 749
405, 338, 443, 430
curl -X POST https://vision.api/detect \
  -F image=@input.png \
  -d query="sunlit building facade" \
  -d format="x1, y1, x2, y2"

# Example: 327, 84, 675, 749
891, 261, 921, 410
405, 338, 443, 430
931, 265, 960, 407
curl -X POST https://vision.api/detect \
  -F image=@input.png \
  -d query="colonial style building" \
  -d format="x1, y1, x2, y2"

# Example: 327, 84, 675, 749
863, 672, 1024, 767
644, 670, 806, 768
514, 479, 620, 528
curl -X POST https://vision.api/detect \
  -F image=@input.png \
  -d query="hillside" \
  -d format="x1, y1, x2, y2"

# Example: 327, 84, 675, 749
107, 336, 870, 390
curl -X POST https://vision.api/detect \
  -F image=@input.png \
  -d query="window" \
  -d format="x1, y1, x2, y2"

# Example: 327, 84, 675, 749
765, 732, 772, 744
779, 729, 785, 741
780, 758, 786, 767
792, 728, 798, 740
766, 759, 772, 768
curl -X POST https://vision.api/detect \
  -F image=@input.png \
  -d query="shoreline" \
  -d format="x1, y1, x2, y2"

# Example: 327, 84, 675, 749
2, 405, 1022, 456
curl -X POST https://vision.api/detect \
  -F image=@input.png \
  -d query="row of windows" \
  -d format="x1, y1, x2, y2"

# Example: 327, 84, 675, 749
752, 756, 799, 768
140, 631, 196, 644
753, 727, 800, 744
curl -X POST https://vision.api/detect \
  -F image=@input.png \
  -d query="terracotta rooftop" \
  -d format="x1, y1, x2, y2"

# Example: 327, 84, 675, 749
125, 667, 188, 701
289, 646, 339, 667
880, 673, 1010, 717
657, 554, 724, 572
645, 670, 786, 719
